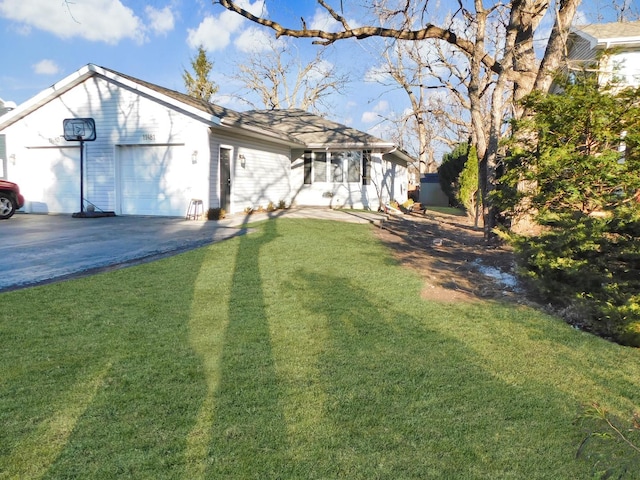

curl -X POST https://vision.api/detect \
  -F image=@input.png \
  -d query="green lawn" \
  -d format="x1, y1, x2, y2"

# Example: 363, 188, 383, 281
1, 218, 639, 479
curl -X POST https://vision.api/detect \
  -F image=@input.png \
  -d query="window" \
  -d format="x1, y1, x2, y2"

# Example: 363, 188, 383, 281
314, 151, 327, 182
306, 150, 368, 184
347, 151, 361, 183
362, 150, 371, 185
331, 152, 344, 182
304, 150, 312, 184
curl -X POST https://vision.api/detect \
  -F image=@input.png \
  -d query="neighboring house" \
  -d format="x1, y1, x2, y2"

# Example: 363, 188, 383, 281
0, 64, 409, 216
566, 20, 640, 88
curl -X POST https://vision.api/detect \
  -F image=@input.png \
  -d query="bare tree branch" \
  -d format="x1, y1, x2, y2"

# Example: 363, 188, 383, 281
215, 0, 502, 74
229, 41, 350, 114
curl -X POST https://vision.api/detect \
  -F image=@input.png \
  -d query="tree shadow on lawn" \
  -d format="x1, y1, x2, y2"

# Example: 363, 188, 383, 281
291, 270, 589, 478
194, 217, 290, 478
1, 246, 213, 479
7, 215, 635, 478
190, 231, 601, 480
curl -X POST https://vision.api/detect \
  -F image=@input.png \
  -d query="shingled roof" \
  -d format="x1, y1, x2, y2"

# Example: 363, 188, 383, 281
0, 64, 412, 163
573, 20, 640, 48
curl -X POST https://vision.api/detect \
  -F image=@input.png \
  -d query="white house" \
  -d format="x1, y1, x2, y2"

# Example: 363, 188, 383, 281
566, 20, 640, 88
0, 64, 410, 217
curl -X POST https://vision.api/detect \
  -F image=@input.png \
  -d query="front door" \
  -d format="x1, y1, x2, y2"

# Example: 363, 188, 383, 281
219, 147, 231, 212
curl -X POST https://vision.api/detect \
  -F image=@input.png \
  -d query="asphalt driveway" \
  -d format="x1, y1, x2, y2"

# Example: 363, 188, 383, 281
0, 209, 386, 292
0, 214, 249, 292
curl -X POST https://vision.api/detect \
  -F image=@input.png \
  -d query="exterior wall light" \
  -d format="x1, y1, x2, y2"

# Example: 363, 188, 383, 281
239, 154, 246, 168
191, 151, 198, 164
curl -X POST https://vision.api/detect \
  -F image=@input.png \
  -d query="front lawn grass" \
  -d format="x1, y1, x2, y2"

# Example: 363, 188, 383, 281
1, 218, 639, 479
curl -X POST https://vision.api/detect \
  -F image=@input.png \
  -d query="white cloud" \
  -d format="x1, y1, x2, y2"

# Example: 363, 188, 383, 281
309, 7, 359, 32
187, 15, 231, 50
307, 59, 334, 81
0, 0, 145, 44
187, 0, 265, 51
361, 111, 379, 123
373, 100, 389, 112
235, 26, 274, 53
364, 65, 391, 83
309, 8, 340, 31
572, 9, 589, 26
361, 100, 390, 124
32, 59, 61, 75
366, 122, 388, 139
145, 5, 174, 36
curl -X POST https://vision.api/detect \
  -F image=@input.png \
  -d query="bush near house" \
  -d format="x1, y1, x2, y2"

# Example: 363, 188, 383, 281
438, 142, 469, 207
496, 76, 640, 346
438, 143, 481, 220
206, 208, 226, 220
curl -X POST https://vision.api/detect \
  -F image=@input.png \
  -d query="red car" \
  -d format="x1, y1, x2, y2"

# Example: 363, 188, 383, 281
0, 179, 25, 219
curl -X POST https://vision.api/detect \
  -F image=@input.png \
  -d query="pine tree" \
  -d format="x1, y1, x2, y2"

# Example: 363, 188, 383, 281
183, 46, 218, 102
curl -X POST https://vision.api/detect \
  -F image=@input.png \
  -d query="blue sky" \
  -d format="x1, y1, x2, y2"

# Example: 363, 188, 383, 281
0, 0, 628, 142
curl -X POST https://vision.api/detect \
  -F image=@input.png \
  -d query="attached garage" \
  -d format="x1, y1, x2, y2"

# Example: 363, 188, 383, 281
117, 144, 194, 217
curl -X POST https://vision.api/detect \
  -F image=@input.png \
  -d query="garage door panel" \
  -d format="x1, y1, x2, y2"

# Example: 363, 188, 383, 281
14, 147, 80, 214
118, 145, 192, 216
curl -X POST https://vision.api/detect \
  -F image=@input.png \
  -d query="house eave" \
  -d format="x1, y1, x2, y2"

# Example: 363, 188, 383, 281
572, 27, 640, 50
303, 142, 395, 150
302, 142, 411, 166
92, 65, 221, 126
0, 65, 94, 130
0, 64, 222, 132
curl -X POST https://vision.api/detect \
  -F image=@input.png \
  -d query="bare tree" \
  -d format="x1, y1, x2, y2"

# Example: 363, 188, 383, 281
371, 41, 442, 174
215, 0, 582, 239
230, 40, 350, 113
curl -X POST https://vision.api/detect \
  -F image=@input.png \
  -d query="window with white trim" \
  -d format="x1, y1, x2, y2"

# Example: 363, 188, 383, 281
306, 150, 368, 184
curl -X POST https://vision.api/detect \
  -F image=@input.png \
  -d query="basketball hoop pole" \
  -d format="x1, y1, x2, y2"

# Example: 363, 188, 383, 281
65, 117, 113, 218
79, 137, 84, 213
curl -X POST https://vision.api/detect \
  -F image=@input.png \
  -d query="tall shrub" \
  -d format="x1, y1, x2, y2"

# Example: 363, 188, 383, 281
438, 142, 470, 207
497, 76, 640, 346
457, 145, 480, 223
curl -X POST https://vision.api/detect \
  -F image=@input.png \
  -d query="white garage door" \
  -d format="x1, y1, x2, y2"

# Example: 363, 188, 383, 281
118, 145, 193, 216
15, 147, 81, 214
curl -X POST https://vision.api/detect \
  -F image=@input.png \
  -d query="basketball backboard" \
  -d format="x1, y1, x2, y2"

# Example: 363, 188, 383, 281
63, 118, 96, 141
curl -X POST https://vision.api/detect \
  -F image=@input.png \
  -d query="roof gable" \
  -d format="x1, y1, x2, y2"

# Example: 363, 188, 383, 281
0, 64, 223, 131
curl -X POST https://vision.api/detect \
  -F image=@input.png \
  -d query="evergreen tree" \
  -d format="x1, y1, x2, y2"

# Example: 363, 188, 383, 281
497, 76, 640, 346
437, 142, 469, 207
183, 46, 218, 102
457, 145, 480, 225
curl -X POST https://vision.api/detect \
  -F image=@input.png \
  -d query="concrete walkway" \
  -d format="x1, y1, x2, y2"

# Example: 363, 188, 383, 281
219, 207, 387, 227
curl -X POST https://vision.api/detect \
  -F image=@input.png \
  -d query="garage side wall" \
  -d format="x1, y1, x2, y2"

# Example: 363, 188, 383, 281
1, 76, 212, 216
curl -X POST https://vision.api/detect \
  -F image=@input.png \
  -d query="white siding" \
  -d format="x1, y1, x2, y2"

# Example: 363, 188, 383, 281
567, 35, 640, 89
209, 128, 291, 214
1, 71, 410, 216
1, 76, 211, 215
611, 50, 640, 87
